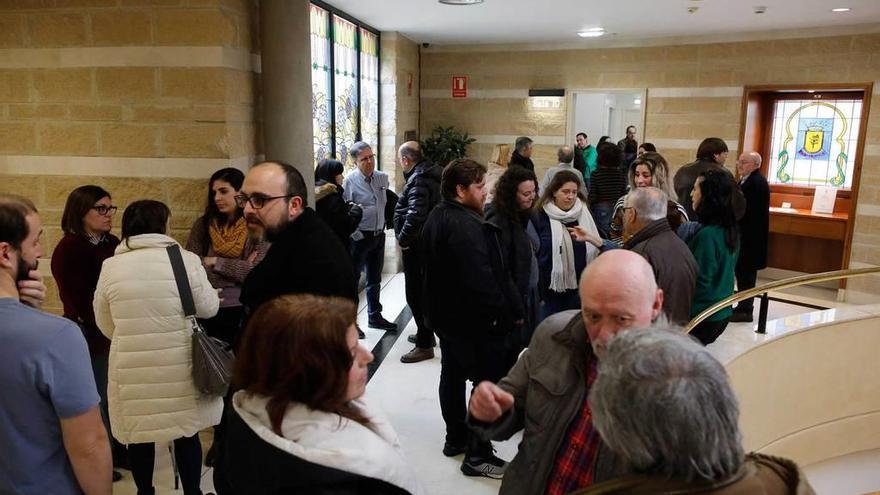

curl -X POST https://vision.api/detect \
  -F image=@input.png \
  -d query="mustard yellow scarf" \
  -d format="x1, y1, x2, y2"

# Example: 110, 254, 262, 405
209, 217, 248, 258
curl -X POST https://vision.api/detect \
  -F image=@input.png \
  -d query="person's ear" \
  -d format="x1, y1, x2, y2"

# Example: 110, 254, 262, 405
652, 288, 664, 321
455, 184, 467, 200
288, 195, 304, 216
0, 243, 15, 271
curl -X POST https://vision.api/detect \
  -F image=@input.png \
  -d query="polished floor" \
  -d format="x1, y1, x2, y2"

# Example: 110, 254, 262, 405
112, 272, 877, 495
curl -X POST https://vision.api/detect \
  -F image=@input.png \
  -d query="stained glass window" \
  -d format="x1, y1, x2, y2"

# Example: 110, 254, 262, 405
310, 4, 331, 166
768, 98, 862, 188
333, 15, 359, 166
359, 28, 379, 153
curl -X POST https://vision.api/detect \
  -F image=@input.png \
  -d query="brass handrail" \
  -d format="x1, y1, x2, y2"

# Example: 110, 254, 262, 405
685, 266, 880, 333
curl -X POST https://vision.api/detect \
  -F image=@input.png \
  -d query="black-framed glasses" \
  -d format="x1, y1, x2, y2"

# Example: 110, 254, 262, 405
234, 193, 292, 210
92, 205, 118, 216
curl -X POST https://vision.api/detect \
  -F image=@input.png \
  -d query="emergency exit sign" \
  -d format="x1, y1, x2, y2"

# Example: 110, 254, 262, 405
452, 75, 468, 98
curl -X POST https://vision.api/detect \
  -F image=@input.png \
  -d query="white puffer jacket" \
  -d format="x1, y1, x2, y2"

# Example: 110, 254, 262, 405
94, 233, 221, 445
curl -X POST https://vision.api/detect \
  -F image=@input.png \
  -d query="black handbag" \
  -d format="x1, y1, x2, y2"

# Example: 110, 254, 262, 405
166, 245, 234, 396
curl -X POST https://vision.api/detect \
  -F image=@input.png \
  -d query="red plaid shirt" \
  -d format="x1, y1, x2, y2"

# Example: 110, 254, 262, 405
544, 357, 600, 495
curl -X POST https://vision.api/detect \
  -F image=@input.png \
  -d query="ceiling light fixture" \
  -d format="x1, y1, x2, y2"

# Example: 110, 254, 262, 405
831, 7, 851, 12
438, 0, 484, 5
577, 28, 605, 38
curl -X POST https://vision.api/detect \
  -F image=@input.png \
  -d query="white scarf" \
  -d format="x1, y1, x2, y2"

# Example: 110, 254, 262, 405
543, 199, 599, 292
234, 391, 424, 495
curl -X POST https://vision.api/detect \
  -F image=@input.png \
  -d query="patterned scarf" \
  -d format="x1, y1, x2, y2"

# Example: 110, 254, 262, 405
209, 216, 248, 258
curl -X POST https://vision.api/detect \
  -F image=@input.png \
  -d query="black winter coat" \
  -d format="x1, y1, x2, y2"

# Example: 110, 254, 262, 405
509, 151, 535, 172
393, 160, 442, 249
736, 172, 770, 271
315, 181, 361, 251
420, 200, 523, 335
485, 206, 535, 305
213, 407, 411, 495
240, 208, 357, 315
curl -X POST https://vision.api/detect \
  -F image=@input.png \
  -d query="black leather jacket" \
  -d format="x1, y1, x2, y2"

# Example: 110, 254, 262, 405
393, 160, 442, 249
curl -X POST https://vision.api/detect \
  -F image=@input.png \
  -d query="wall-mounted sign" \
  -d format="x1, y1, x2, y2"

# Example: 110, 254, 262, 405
452, 75, 468, 98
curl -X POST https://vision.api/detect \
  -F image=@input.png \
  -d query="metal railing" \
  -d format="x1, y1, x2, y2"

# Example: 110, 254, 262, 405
685, 266, 880, 334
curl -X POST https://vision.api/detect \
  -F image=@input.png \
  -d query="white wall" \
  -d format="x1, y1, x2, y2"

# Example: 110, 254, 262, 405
571, 91, 644, 146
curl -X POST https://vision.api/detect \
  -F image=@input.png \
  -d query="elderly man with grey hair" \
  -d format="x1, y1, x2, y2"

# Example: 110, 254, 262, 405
620, 187, 698, 325
575, 327, 815, 494
541, 145, 588, 198
342, 141, 397, 333
731, 151, 770, 323
467, 250, 664, 494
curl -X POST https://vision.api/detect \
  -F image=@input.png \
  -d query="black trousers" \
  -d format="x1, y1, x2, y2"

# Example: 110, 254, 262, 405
402, 248, 433, 348
438, 331, 515, 458
690, 318, 730, 346
351, 231, 386, 318
128, 434, 202, 495
734, 265, 759, 313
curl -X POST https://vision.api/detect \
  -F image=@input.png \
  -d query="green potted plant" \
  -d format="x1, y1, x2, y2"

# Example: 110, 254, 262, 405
420, 126, 476, 167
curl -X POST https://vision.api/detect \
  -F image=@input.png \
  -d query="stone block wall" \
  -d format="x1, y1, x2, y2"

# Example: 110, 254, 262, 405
0, 0, 261, 315
420, 33, 880, 300
380, 32, 420, 191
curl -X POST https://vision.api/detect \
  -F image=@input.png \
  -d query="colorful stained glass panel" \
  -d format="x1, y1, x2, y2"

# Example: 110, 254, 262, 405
359, 28, 379, 155
309, 4, 331, 167
767, 98, 861, 188
333, 15, 359, 167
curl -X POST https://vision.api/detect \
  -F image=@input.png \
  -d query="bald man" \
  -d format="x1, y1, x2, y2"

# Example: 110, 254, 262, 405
731, 152, 769, 323
394, 142, 443, 363
468, 250, 665, 495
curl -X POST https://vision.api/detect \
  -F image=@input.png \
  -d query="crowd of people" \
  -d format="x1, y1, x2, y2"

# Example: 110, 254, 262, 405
0, 127, 800, 494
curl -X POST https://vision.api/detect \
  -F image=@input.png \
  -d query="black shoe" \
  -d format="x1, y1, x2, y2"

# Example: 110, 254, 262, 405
357, 325, 366, 339
729, 311, 754, 323
461, 453, 508, 479
112, 470, 123, 482
407, 333, 437, 346
368, 316, 397, 331
442, 441, 466, 457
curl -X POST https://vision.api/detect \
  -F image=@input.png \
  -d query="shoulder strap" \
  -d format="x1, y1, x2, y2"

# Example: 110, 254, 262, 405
166, 244, 196, 317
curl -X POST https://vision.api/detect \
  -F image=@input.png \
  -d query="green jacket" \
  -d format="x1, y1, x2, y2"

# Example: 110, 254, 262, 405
580, 145, 598, 177
688, 225, 738, 322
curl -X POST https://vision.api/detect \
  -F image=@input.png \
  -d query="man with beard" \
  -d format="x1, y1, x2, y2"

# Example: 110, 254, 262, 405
238, 161, 357, 319
0, 194, 113, 495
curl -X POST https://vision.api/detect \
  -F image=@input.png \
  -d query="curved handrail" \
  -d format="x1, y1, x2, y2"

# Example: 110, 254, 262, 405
685, 266, 880, 333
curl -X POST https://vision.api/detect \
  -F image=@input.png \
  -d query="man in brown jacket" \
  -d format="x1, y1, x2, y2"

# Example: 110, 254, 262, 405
575, 327, 815, 495
467, 250, 665, 494
622, 187, 698, 325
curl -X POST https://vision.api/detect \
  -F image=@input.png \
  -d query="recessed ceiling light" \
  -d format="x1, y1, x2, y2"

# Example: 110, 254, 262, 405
577, 28, 605, 38
438, 0, 484, 5
831, 7, 851, 12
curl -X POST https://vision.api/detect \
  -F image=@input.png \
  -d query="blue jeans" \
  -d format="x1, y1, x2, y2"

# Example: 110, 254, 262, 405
591, 201, 615, 239
351, 231, 385, 318
91, 353, 111, 435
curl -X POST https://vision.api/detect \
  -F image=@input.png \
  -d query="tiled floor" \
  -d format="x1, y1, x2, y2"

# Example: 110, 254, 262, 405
112, 273, 878, 494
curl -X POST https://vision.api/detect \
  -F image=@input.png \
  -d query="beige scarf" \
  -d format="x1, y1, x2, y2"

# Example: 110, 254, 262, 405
209, 217, 248, 258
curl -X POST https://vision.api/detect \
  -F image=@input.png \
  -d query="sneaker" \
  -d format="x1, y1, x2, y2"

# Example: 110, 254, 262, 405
357, 325, 366, 339
442, 441, 466, 457
461, 453, 508, 479
407, 334, 437, 347
368, 316, 397, 331
729, 311, 754, 323
400, 346, 434, 363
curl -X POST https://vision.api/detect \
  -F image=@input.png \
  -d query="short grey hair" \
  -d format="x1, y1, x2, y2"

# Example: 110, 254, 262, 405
557, 146, 574, 164
515, 136, 533, 153
624, 187, 667, 222
349, 141, 372, 160
399, 143, 422, 162
590, 327, 744, 482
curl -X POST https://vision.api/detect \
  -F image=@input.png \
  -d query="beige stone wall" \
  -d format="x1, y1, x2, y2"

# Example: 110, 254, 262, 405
420, 33, 880, 300
380, 32, 420, 191
0, 0, 261, 314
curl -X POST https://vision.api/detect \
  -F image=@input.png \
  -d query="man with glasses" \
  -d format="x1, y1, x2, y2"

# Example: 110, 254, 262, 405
238, 161, 357, 320
342, 141, 398, 332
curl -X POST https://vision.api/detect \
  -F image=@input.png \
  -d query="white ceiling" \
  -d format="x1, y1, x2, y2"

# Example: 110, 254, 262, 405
323, 0, 880, 45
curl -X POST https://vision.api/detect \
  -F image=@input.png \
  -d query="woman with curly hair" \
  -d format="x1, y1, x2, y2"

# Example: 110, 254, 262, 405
486, 165, 540, 349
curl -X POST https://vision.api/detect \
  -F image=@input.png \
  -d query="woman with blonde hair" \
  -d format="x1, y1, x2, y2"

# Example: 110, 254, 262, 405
608, 152, 688, 245
215, 294, 423, 495
485, 143, 511, 204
